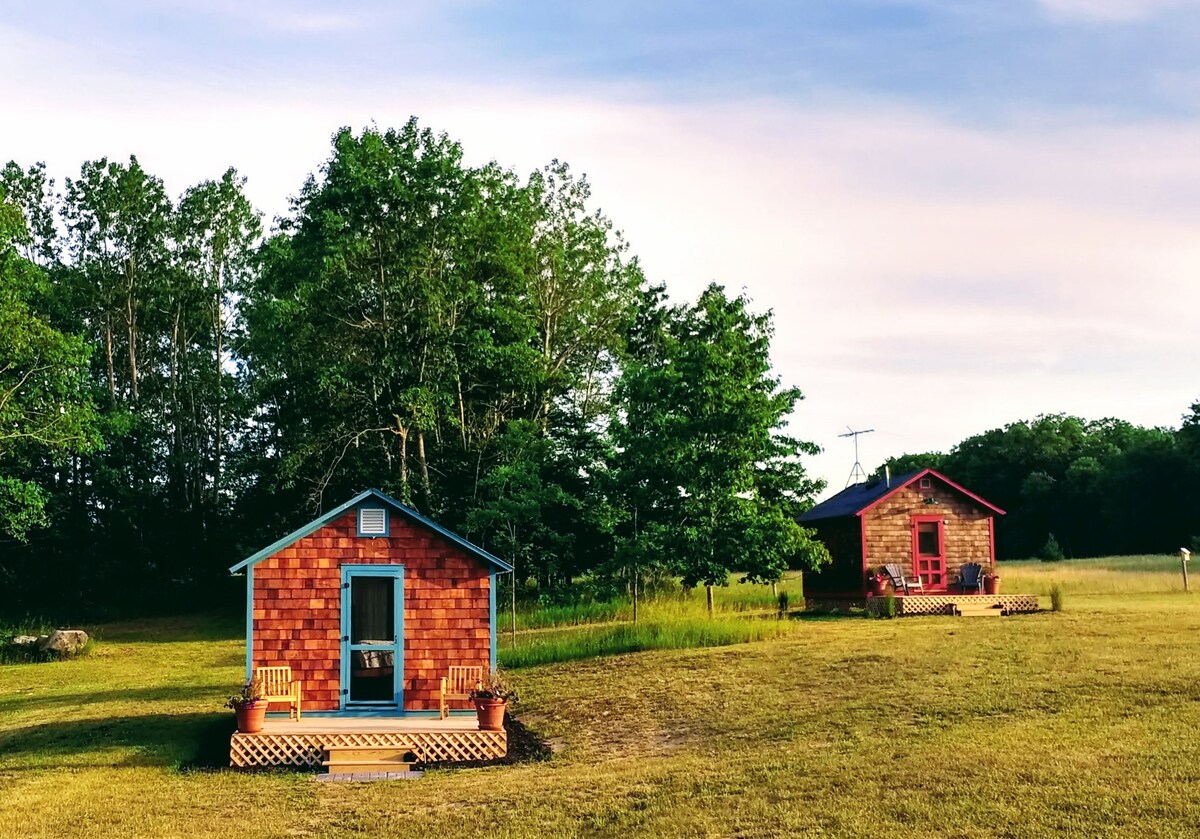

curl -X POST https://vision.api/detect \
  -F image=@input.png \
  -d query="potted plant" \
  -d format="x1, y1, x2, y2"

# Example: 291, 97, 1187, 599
983, 567, 1001, 595
469, 669, 518, 732
226, 676, 266, 734
867, 571, 888, 597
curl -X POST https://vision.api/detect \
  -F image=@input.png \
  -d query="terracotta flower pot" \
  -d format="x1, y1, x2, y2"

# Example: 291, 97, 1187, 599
475, 698, 507, 731
983, 574, 1001, 595
234, 701, 268, 734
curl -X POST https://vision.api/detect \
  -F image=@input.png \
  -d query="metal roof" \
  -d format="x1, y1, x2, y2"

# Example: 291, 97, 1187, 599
798, 468, 1005, 522
228, 488, 513, 573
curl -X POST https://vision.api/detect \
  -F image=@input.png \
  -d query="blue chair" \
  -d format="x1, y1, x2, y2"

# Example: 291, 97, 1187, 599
957, 562, 984, 594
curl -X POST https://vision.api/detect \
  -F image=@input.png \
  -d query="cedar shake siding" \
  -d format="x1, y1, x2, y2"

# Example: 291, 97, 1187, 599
800, 469, 1004, 600
862, 481, 993, 589
237, 491, 508, 714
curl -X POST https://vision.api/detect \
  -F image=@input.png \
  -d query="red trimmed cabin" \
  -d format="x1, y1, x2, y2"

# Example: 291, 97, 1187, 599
229, 489, 512, 715
800, 468, 1005, 601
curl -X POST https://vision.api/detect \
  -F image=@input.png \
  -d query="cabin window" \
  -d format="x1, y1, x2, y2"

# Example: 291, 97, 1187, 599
919, 477, 932, 490
916, 522, 940, 556
357, 507, 389, 537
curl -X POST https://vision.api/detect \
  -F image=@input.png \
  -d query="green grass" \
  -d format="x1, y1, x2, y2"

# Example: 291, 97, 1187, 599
4, 559, 1200, 837
513, 572, 805, 630
499, 616, 796, 669
1001, 553, 1190, 595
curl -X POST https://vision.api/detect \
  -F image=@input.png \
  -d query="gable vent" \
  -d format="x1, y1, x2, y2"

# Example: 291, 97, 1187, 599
919, 478, 932, 489
358, 507, 387, 536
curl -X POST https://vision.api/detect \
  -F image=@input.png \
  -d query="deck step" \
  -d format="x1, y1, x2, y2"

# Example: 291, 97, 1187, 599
954, 604, 1004, 617
325, 745, 417, 762
322, 760, 417, 773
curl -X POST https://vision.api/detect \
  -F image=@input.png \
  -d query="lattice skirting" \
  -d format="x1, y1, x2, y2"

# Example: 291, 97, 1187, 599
865, 593, 1040, 616
230, 729, 507, 768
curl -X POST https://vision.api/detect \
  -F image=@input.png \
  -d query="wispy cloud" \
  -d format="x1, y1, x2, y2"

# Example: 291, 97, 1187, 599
1037, 0, 1200, 22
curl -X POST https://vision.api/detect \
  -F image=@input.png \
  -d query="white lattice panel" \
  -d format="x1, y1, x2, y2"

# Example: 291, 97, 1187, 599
230, 729, 506, 768
865, 594, 1040, 617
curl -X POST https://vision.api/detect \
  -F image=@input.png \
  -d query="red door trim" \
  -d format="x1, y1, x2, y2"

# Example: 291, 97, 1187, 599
911, 515, 947, 591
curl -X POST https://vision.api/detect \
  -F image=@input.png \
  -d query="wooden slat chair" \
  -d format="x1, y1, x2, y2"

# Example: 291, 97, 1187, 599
882, 563, 924, 595
254, 666, 303, 720
956, 562, 984, 594
439, 666, 484, 719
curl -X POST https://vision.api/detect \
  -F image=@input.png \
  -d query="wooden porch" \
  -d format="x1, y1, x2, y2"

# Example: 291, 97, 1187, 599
229, 715, 507, 768
866, 593, 1040, 617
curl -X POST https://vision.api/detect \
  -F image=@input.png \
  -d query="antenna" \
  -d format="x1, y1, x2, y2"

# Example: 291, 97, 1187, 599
839, 426, 875, 487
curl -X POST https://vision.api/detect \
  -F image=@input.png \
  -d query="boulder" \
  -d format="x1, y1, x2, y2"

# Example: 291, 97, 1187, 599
38, 629, 89, 655
11, 635, 39, 646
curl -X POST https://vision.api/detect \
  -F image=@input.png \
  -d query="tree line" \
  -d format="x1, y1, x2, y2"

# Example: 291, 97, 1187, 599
877, 410, 1200, 560
0, 119, 828, 617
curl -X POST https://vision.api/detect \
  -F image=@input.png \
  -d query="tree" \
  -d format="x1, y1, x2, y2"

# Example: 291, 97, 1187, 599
0, 195, 98, 541
612, 284, 827, 615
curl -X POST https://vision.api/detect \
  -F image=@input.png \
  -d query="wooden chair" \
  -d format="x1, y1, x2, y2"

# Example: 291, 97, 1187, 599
956, 562, 984, 594
882, 563, 924, 595
439, 665, 484, 719
254, 666, 303, 720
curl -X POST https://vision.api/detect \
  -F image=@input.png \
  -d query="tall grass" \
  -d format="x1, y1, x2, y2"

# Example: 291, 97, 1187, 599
513, 572, 805, 630
1000, 555, 1189, 595
499, 616, 794, 669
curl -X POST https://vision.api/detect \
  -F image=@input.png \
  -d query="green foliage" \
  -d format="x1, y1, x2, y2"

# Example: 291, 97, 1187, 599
1049, 582, 1065, 612
878, 590, 898, 619
1040, 533, 1066, 562
611, 284, 827, 593
883, 410, 1200, 560
0, 192, 99, 542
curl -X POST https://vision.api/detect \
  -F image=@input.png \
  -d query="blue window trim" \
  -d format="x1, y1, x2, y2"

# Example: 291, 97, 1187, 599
340, 564, 405, 711
356, 505, 390, 538
244, 565, 254, 682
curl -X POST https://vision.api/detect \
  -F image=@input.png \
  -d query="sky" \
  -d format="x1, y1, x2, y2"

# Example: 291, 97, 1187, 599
3, 0, 1200, 497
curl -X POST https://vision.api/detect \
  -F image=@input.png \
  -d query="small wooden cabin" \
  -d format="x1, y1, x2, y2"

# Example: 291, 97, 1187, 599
800, 468, 1004, 600
229, 489, 512, 715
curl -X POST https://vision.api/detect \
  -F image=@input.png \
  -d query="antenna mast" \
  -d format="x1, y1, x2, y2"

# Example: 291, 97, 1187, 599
839, 426, 875, 487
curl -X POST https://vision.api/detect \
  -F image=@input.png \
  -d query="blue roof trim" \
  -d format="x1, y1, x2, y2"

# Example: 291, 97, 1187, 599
229, 488, 513, 573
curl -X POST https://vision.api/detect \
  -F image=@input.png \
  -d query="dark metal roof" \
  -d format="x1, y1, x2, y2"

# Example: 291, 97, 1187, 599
799, 468, 1006, 522
799, 471, 923, 522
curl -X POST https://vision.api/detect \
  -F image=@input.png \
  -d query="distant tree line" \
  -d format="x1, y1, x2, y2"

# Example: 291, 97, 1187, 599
0, 119, 828, 617
877, 410, 1200, 559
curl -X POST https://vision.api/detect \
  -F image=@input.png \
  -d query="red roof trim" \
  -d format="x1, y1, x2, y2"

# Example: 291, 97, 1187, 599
857, 468, 1006, 516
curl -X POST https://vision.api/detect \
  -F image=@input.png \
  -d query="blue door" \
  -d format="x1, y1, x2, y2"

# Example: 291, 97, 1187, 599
340, 566, 404, 710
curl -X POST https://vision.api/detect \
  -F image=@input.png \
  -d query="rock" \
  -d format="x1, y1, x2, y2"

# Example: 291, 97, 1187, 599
11, 635, 39, 646
38, 629, 89, 655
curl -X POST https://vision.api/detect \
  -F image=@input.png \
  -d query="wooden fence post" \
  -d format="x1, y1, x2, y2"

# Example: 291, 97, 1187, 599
1181, 548, 1191, 593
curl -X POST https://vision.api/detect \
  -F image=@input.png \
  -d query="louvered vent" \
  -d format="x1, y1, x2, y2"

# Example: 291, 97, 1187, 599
359, 507, 387, 536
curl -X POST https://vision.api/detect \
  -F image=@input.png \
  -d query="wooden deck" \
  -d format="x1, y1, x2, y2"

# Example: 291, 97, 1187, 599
866, 593, 1040, 617
230, 716, 506, 768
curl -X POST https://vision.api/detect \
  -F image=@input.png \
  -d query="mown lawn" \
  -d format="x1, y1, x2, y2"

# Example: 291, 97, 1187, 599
3, 558, 1200, 837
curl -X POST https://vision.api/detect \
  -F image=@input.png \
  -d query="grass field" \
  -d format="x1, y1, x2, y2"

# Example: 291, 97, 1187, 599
3, 556, 1200, 837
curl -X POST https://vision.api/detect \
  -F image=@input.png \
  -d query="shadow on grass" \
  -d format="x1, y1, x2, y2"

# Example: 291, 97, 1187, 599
0, 711, 236, 771
0, 684, 233, 715
423, 714, 553, 772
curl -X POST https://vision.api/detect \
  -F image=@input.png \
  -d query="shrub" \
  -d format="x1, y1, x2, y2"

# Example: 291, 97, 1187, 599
875, 590, 897, 619
1040, 533, 1065, 562
1050, 583, 1065, 612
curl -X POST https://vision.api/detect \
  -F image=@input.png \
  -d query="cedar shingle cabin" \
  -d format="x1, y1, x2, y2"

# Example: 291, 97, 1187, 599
800, 468, 1005, 603
229, 489, 512, 715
